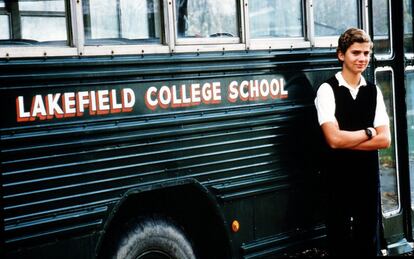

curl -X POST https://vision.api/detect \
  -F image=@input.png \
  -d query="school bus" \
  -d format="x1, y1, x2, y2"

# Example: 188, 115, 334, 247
0, 0, 413, 258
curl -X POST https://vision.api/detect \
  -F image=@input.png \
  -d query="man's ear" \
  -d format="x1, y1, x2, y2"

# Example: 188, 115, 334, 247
338, 51, 345, 62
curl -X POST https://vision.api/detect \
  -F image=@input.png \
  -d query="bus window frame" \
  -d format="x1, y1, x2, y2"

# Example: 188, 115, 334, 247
0, 9, 11, 40
312, 0, 368, 48
245, 0, 311, 51
171, 0, 246, 53
0, 0, 77, 58
405, 66, 414, 211
0, 0, 171, 58
373, 0, 393, 60
0, 0, 375, 58
79, 0, 170, 56
375, 66, 401, 218
404, 0, 413, 57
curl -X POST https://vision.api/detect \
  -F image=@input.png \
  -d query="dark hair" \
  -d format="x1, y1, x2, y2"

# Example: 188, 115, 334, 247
336, 28, 373, 62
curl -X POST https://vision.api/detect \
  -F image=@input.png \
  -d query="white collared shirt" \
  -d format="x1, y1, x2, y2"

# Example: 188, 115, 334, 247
314, 72, 389, 127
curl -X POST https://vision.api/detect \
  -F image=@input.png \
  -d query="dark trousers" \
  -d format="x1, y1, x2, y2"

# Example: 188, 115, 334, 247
325, 172, 381, 256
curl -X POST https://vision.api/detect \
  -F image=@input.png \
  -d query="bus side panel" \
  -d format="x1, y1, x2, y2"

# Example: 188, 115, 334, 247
0, 55, 333, 258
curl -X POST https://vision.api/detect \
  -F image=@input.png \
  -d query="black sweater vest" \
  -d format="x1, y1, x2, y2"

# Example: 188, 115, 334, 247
323, 76, 379, 188
326, 76, 377, 130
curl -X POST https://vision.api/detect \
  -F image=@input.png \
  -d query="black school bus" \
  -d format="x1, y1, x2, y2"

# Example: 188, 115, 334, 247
1, 0, 414, 258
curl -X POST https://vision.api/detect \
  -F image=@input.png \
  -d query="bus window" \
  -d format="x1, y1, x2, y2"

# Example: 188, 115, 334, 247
313, 0, 358, 37
248, 0, 303, 38
404, 0, 413, 54
82, 0, 162, 45
373, 0, 391, 57
0, 0, 9, 39
406, 69, 414, 210
0, 0, 68, 45
0, 14, 9, 39
175, 0, 239, 43
375, 68, 399, 215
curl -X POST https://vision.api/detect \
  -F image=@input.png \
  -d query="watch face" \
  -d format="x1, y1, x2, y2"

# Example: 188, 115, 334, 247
366, 128, 372, 138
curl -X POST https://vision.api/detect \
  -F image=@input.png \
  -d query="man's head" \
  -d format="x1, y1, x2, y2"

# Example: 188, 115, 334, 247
337, 28, 373, 64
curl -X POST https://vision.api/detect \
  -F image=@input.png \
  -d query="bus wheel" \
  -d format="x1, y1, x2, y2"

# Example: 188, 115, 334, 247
111, 216, 196, 259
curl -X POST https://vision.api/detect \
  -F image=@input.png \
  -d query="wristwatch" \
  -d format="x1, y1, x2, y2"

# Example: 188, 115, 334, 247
365, 128, 373, 140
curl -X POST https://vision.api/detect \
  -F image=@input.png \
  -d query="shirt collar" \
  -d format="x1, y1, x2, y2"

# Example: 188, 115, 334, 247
335, 71, 367, 90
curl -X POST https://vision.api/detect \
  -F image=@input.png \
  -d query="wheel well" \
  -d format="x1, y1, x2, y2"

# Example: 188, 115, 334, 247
97, 183, 231, 259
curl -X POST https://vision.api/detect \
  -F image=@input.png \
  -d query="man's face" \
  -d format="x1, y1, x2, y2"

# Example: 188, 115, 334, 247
338, 42, 371, 75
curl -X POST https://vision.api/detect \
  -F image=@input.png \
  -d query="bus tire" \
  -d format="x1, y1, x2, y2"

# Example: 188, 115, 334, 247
111, 216, 197, 259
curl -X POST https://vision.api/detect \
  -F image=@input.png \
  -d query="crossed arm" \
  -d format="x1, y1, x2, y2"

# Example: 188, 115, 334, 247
320, 121, 391, 151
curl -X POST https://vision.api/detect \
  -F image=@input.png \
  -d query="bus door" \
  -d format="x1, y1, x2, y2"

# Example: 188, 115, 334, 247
372, 0, 413, 255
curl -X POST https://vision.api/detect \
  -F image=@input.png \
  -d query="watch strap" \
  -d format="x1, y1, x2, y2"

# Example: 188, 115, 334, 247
365, 128, 372, 140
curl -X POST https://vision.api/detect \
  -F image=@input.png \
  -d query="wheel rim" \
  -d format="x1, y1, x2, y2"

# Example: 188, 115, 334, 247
136, 250, 173, 259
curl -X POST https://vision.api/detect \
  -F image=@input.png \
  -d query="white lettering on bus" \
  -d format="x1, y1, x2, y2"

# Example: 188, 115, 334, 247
227, 78, 288, 102
16, 88, 135, 122
15, 78, 287, 122
145, 82, 222, 110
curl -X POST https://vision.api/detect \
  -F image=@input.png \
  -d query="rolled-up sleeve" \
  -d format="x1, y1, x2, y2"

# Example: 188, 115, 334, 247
374, 86, 390, 127
314, 83, 336, 125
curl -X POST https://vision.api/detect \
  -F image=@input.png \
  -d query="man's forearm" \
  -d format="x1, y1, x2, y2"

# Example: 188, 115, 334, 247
321, 122, 370, 149
350, 125, 391, 151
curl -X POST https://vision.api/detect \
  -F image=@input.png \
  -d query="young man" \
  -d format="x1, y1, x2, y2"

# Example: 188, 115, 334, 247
314, 28, 391, 256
